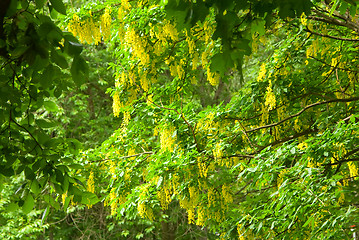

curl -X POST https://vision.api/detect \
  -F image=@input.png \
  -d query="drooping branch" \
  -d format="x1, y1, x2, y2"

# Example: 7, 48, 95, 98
258, 127, 318, 151
309, 8, 359, 33
304, 27, 359, 42
89, 151, 154, 163
246, 97, 359, 134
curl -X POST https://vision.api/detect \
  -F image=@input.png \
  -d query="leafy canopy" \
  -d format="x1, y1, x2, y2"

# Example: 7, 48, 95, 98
2, 0, 359, 239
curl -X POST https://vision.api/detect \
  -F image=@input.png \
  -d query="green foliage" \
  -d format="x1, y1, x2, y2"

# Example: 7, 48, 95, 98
3, 0, 359, 239
0, 0, 94, 232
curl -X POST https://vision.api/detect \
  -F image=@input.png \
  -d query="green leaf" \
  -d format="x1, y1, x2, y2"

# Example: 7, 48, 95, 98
66, 41, 83, 56
71, 55, 89, 86
41, 207, 49, 224
210, 52, 234, 76
81, 192, 99, 205
31, 180, 41, 195
51, 50, 68, 69
329, 0, 340, 16
44, 101, 59, 112
0, 166, 14, 177
35, 0, 46, 8
49, 0, 66, 15
251, 19, 266, 36
67, 138, 83, 154
136, 233, 144, 239
6, 202, 19, 212
22, 194, 35, 214
157, 176, 163, 189
24, 167, 36, 180
68, 164, 83, 170
36, 119, 59, 128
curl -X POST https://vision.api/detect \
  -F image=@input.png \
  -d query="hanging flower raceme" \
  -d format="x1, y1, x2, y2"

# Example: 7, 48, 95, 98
100, 8, 112, 41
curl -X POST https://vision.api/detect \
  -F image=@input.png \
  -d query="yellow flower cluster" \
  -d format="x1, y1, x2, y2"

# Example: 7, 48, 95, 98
277, 169, 287, 188
300, 12, 307, 26
159, 125, 177, 152
68, 10, 112, 45
196, 205, 206, 226
87, 171, 95, 193
257, 63, 266, 81
264, 80, 276, 110
185, 29, 196, 55
112, 85, 137, 119
237, 224, 246, 240
201, 42, 213, 68
189, 186, 199, 207
221, 184, 233, 205
196, 112, 215, 133
178, 186, 204, 224
207, 67, 220, 86
109, 159, 117, 178
306, 39, 319, 58
348, 161, 358, 178
203, 19, 215, 44
139, 70, 150, 91
100, 8, 111, 41
105, 188, 117, 215
214, 209, 225, 222
294, 118, 301, 132
213, 142, 223, 162
157, 185, 172, 210
162, 20, 179, 42
154, 19, 179, 46
169, 60, 185, 79
138, 202, 154, 221
61, 192, 67, 205
112, 92, 121, 117
260, 104, 269, 126
125, 28, 150, 65
337, 182, 345, 205
297, 142, 308, 150
207, 187, 216, 207
171, 174, 180, 195
179, 196, 196, 223
307, 157, 316, 168
197, 157, 209, 178
187, 208, 195, 224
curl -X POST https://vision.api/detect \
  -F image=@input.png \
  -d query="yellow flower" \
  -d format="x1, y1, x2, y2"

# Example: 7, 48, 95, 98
160, 124, 177, 152
297, 142, 307, 150
213, 142, 223, 163
196, 206, 206, 226
348, 161, 358, 178
162, 20, 179, 41
264, 80, 276, 110
257, 63, 266, 81
207, 68, 220, 86
187, 208, 195, 224
222, 184, 233, 205
87, 171, 95, 193
112, 92, 121, 117
208, 187, 216, 207
300, 12, 307, 26
100, 8, 111, 41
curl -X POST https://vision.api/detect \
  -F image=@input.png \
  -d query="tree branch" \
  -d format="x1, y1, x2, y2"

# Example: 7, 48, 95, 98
246, 97, 359, 134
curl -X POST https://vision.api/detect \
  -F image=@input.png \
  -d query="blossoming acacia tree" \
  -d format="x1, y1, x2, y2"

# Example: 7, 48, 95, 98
62, 0, 359, 239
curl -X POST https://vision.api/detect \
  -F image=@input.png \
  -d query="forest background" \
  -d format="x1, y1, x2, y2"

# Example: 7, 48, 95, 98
1, 0, 359, 239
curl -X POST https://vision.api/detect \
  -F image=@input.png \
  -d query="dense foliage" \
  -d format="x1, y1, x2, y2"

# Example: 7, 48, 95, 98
1, 0, 359, 239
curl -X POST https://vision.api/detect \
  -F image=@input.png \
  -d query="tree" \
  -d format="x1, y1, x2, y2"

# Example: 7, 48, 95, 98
2, 0, 359, 239
74, 0, 359, 239
0, 0, 99, 229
